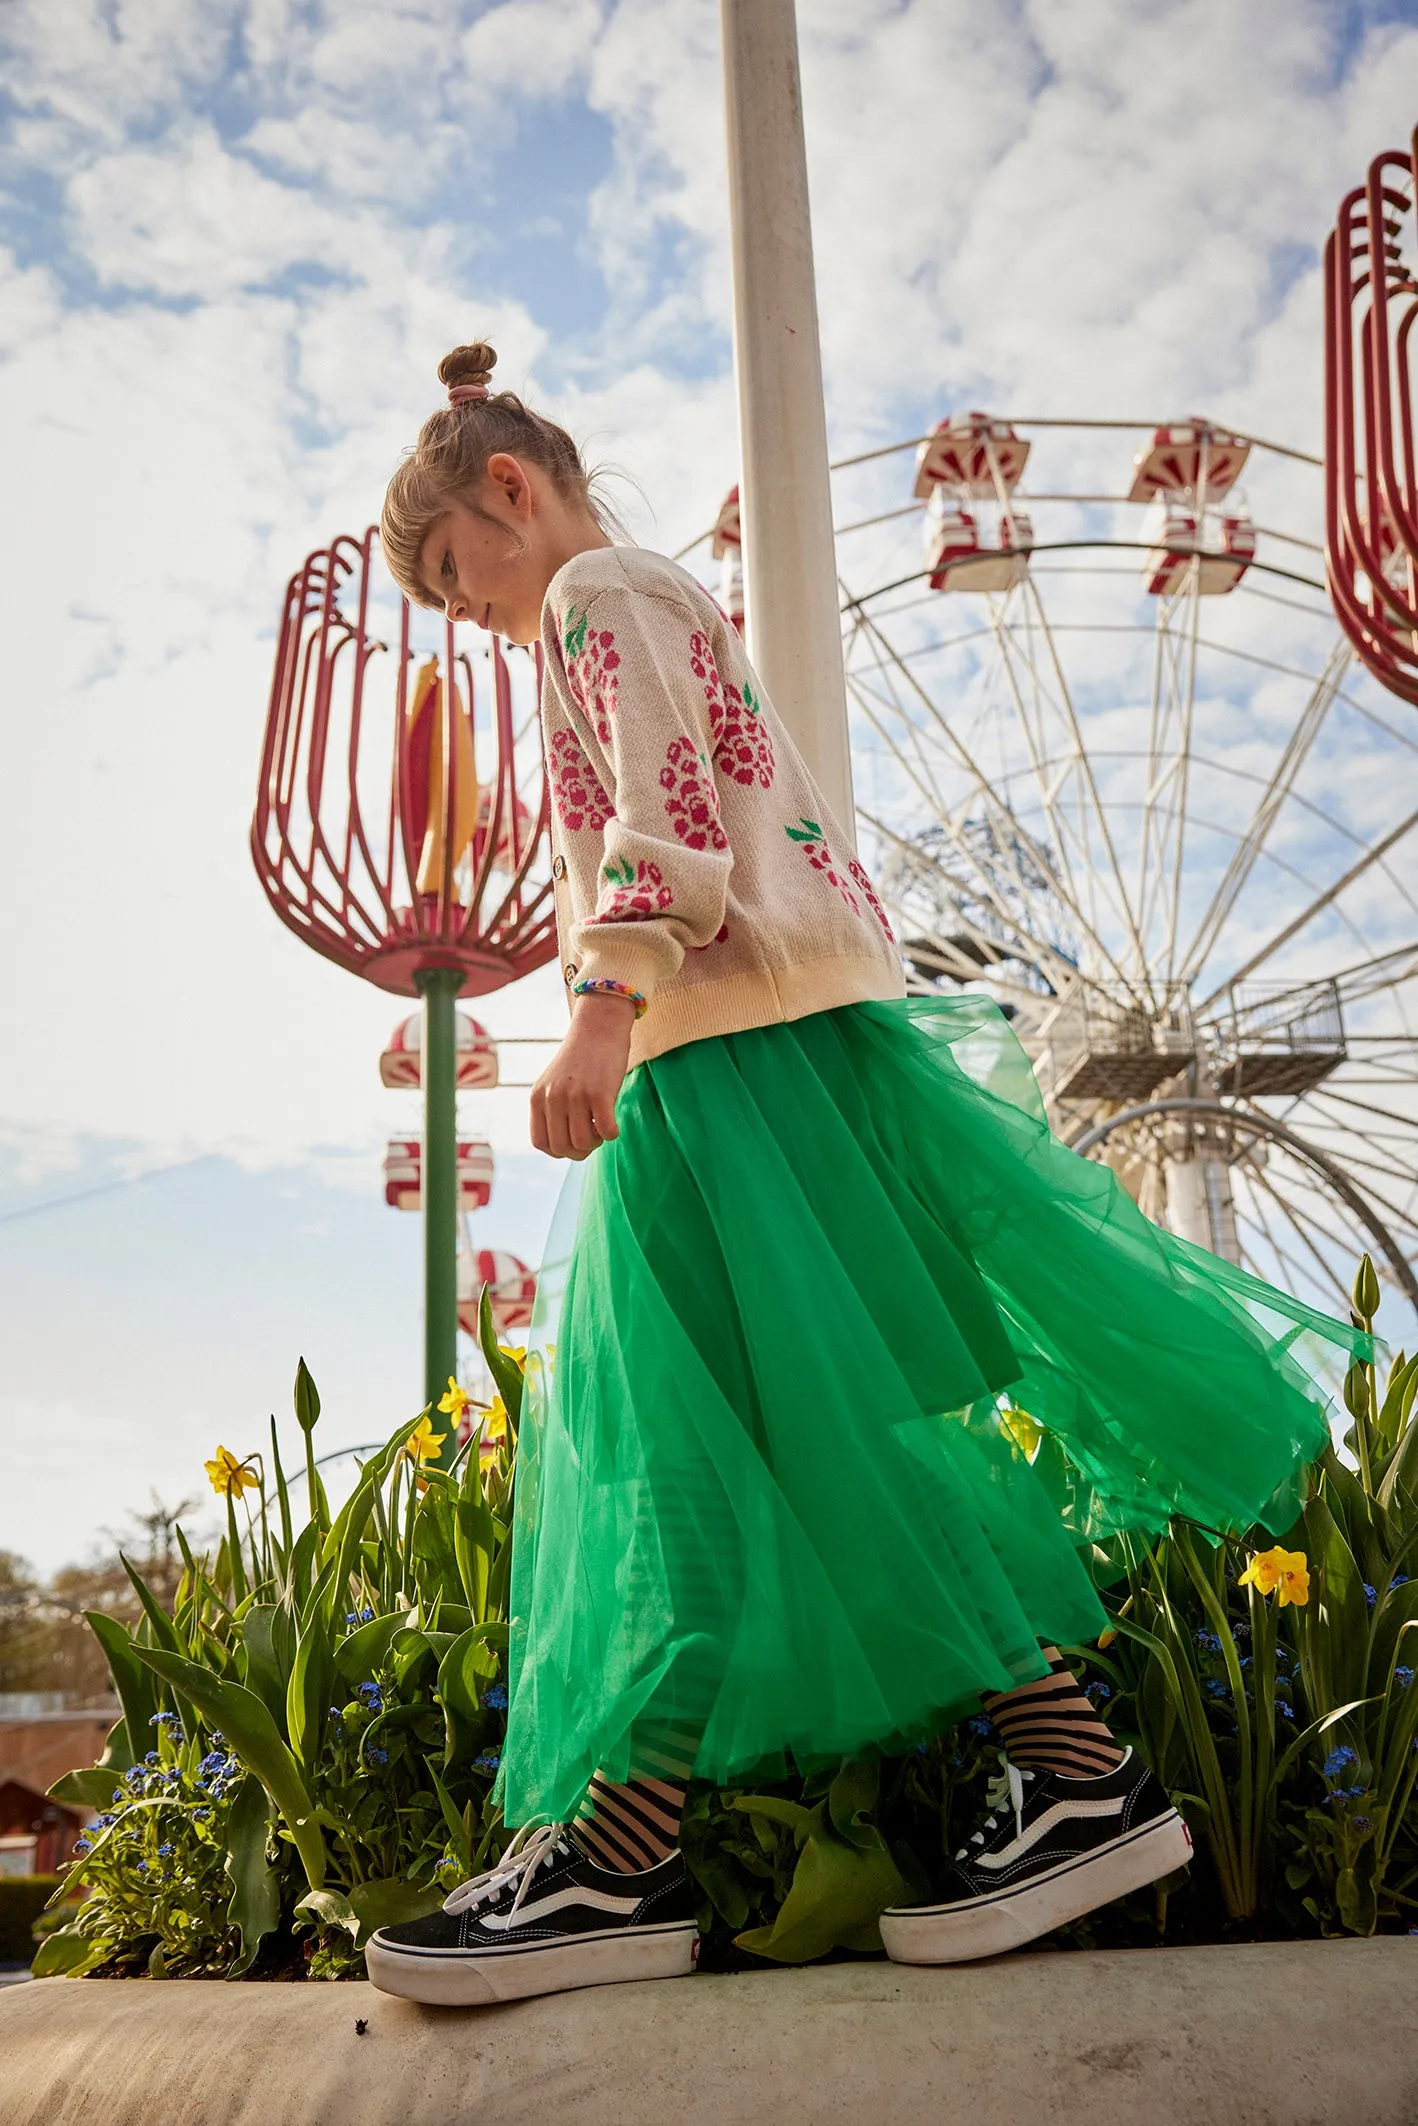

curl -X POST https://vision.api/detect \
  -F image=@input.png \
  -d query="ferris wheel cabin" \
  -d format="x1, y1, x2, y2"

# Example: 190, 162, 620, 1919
712, 486, 745, 634
383, 1136, 494, 1212
916, 413, 1034, 592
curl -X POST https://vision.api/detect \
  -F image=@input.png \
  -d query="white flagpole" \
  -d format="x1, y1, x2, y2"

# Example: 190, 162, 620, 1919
720, 0, 856, 842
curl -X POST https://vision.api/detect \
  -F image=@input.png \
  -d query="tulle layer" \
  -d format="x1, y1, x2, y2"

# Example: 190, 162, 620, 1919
498, 996, 1365, 1823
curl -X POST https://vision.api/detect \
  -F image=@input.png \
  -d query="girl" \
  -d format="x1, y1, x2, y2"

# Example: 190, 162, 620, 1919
364, 343, 1368, 2008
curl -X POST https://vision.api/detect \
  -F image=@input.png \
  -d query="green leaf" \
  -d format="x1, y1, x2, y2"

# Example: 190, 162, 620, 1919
437, 1626, 501, 1724
334, 1610, 406, 1685
47, 1766, 121, 1811
412, 1484, 462, 1606
269, 1414, 295, 1559
431, 1765, 473, 1868
96, 1717, 133, 1774
478, 1288, 525, 1431
238, 1605, 293, 1731
453, 1489, 497, 1621
85, 1611, 157, 1758
225, 1776, 283, 1977
295, 1887, 358, 1941
130, 1645, 326, 1890
732, 1795, 908, 1963
30, 1926, 103, 1978
118, 1554, 185, 1659
285, 1560, 338, 1774
728, 1793, 813, 1839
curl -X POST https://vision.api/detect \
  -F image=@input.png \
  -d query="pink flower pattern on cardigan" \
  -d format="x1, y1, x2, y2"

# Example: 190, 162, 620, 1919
847, 857, 895, 940
661, 735, 729, 852
690, 629, 776, 790
785, 815, 864, 919
564, 609, 620, 745
594, 856, 674, 922
549, 727, 614, 834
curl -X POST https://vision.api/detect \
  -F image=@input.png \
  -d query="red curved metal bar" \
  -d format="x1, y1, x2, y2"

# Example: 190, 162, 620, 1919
1325, 133, 1418, 705
252, 528, 558, 996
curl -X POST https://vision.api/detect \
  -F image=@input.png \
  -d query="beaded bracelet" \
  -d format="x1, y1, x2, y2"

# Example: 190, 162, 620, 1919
571, 976, 648, 1019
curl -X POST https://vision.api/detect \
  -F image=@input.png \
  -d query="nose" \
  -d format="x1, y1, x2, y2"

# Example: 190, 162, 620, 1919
445, 594, 467, 623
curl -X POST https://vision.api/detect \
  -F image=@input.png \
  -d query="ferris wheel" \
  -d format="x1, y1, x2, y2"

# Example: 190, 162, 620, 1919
701, 412, 1418, 1325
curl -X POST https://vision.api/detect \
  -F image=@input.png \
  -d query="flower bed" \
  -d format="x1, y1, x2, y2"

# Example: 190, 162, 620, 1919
27, 1264, 1418, 1980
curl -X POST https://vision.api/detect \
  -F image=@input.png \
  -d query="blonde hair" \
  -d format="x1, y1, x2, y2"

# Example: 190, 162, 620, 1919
381, 341, 611, 608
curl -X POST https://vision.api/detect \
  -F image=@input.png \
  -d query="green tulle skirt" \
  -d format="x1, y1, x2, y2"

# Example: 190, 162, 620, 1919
498, 995, 1366, 1824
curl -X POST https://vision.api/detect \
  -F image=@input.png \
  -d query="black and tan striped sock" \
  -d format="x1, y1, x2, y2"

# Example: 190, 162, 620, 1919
981, 1645, 1125, 1778
571, 1723, 699, 1873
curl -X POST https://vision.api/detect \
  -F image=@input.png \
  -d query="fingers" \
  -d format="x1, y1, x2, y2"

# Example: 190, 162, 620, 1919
530, 1075, 615, 1160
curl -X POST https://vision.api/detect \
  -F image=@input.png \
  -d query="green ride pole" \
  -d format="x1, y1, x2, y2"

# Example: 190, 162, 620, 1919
416, 964, 463, 1459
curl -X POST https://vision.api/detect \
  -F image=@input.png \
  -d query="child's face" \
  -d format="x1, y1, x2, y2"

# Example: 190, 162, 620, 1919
418, 453, 562, 645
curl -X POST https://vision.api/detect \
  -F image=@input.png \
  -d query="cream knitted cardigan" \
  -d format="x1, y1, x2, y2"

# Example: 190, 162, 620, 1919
539, 545, 905, 1068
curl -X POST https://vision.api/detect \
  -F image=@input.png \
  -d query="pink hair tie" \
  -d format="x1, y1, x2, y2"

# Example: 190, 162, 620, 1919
448, 383, 489, 406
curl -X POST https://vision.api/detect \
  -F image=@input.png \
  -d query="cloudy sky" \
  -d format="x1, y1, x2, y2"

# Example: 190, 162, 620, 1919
2, 0, 1417, 1577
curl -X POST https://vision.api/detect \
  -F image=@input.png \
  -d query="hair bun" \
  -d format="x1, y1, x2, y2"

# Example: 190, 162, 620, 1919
437, 341, 497, 391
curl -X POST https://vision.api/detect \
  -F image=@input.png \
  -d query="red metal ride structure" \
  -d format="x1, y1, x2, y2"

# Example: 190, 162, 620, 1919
252, 527, 556, 994
1325, 130, 1418, 706
252, 527, 558, 1427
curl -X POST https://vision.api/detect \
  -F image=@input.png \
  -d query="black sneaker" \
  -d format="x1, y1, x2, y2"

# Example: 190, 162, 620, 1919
364, 1822, 700, 2006
880, 1747, 1192, 1965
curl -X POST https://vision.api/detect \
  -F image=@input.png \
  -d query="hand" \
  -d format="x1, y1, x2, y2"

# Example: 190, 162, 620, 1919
530, 991, 637, 1159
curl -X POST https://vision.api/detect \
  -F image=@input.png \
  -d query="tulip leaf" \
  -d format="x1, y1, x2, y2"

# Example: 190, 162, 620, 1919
334, 1610, 405, 1686
85, 1611, 157, 1761
130, 1645, 326, 1890
287, 1567, 339, 1775
238, 1606, 292, 1731
118, 1554, 185, 1659
478, 1285, 524, 1431
224, 1776, 282, 1978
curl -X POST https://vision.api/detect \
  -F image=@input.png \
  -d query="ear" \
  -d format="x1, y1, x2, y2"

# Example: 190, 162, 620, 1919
485, 452, 535, 520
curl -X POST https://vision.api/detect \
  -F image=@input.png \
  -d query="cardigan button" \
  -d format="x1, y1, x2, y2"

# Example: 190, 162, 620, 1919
564, 962, 579, 983
552, 854, 567, 880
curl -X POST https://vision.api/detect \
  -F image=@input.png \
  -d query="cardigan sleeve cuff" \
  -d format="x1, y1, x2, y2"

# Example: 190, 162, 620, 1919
566, 924, 684, 1006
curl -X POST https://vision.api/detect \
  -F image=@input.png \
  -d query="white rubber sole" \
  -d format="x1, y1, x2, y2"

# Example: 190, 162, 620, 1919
879, 1810, 1194, 1966
364, 1920, 700, 2006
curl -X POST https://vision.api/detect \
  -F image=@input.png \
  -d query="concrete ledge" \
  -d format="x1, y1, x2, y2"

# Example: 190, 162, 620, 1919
2, 1941, 1416, 2126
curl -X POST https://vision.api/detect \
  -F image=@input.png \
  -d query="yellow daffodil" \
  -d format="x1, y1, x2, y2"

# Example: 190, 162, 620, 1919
479, 1394, 509, 1463
1000, 1405, 1043, 1462
205, 1446, 258, 1498
438, 1377, 473, 1422
403, 1414, 445, 1467
1097, 1627, 1117, 1650
1239, 1545, 1310, 1608
498, 1345, 527, 1369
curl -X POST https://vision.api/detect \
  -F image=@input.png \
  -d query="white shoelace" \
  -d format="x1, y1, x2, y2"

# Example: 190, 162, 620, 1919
442, 1820, 568, 1925
955, 1761, 1035, 1862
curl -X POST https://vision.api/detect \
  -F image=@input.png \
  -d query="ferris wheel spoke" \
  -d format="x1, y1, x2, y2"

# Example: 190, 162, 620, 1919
850, 616, 1139, 994
1178, 638, 1353, 983
1247, 1166, 1368, 1306
849, 604, 1143, 1000
1008, 576, 1153, 990
1273, 1146, 1418, 1236
1197, 805, 1418, 1009
1236, 1175, 1336, 1301
1302, 1085, 1418, 1139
